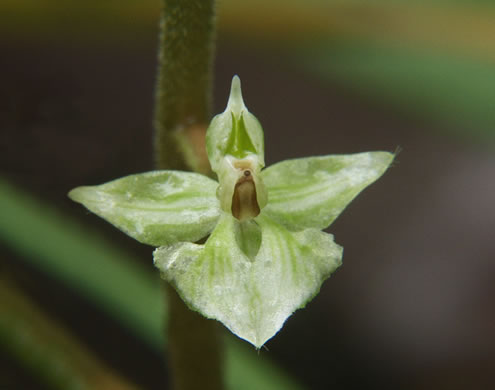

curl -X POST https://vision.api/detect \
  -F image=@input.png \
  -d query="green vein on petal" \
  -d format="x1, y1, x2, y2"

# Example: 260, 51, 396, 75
69, 171, 220, 246
154, 213, 254, 342
154, 213, 342, 348
249, 214, 343, 346
261, 152, 394, 231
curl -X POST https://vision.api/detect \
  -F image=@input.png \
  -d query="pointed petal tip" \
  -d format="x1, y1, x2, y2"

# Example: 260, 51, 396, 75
247, 330, 279, 350
67, 186, 86, 203
68, 185, 101, 205
239, 333, 269, 350
374, 150, 396, 172
227, 75, 245, 114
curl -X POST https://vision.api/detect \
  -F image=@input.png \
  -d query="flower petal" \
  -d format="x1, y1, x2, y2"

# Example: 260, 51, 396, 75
206, 76, 265, 173
154, 213, 254, 339
262, 152, 394, 230
154, 213, 342, 348
69, 171, 220, 246
250, 214, 342, 346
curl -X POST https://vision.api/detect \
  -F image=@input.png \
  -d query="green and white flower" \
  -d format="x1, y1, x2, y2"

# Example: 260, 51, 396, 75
69, 76, 393, 348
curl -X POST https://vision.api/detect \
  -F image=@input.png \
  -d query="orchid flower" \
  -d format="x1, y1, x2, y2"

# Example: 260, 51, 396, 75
69, 76, 393, 348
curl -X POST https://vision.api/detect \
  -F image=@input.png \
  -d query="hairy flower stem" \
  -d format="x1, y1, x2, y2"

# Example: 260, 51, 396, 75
154, 0, 215, 177
164, 285, 224, 390
153, 1, 223, 390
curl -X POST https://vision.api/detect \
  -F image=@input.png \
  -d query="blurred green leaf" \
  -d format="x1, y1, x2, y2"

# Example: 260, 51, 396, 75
299, 42, 495, 140
220, 1, 495, 141
0, 180, 163, 348
0, 280, 141, 390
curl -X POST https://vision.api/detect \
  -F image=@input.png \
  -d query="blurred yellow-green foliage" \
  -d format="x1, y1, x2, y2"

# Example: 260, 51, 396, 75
2, 0, 495, 139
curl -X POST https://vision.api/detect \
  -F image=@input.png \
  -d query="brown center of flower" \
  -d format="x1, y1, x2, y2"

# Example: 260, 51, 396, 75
231, 170, 260, 221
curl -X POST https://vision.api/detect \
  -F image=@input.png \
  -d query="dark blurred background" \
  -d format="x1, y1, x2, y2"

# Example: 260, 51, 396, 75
1, 1, 494, 389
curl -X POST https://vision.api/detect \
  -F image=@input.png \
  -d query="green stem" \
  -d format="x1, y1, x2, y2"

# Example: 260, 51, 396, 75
153, 1, 223, 390
154, 0, 215, 176
165, 284, 224, 390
